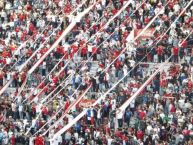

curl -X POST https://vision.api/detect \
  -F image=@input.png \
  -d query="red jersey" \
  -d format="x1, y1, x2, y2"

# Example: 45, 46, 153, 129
160, 79, 167, 87
168, 2, 174, 9
52, 76, 58, 84
182, 129, 190, 135
173, 47, 179, 55
136, 130, 144, 140
112, 9, 118, 15
42, 107, 49, 115
170, 104, 176, 113
35, 136, 44, 145
64, 101, 70, 111
71, 45, 78, 54
81, 47, 87, 55
157, 46, 163, 56
64, 5, 71, 14
139, 111, 146, 120
10, 135, 16, 145
144, 17, 150, 24
115, 131, 123, 138
188, 80, 193, 89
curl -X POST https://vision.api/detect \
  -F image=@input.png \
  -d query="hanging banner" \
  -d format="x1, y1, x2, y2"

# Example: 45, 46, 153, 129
78, 99, 96, 108
134, 28, 155, 39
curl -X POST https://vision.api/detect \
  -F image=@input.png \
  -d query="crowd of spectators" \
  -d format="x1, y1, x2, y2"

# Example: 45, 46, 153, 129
0, 0, 193, 145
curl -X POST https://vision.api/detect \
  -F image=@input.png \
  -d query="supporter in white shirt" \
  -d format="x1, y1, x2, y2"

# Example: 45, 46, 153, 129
43, 61, 46, 69
146, 124, 153, 135
6, 72, 11, 81
111, 99, 116, 111
94, 130, 100, 139
74, 132, 79, 141
17, 95, 22, 104
18, 104, 23, 112
130, 99, 135, 109
50, 134, 62, 145
2, 130, 8, 145
32, 118, 36, 128
97, 108, 101, 119
58, 1, 64, 7
173, 4, 180, 13
154, 92, 160, 100
168, 113, 173, 124
36, 104, 42, 114
107, 137, 113, 145
178, 115, 186, 126
29, 137, 34, 145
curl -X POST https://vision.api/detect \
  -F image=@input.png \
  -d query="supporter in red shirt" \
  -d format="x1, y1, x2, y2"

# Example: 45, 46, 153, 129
182, 127, 190, 136
42, 106, 49, 116
144, 16, 150, 24
52, 76, 58, 85
35, 135, 45, 145
115, 60, 121, 69
92, 47, 97, 61
160, 79, 167, 88
139, 110, 146, 120
15, 27, 20, 33
26, 3, 32, 11
112, 8, 118, 15
81, 46, 87, 60
0, 0, 192, 144
10, 135, 16, 145
114, 130, 123, 139
136, 130, 144, 140
156, 45, 163, 63
114, 49, 120, 58
64, 4, 72, 14
168, 2, 174, 10
64, 99, 70, 111
32, 104, 36, 115
188, 80, 193, 89
71, 44, 78, 58
173, 47, 179, 62
170, 103, 176, 113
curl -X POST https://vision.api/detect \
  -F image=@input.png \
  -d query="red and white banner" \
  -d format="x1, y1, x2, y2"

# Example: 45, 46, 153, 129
78, 99, 96, 108
134, 28, 155, 39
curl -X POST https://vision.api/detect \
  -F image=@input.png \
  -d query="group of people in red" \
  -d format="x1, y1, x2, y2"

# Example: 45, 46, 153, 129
0, 0, 192, 145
